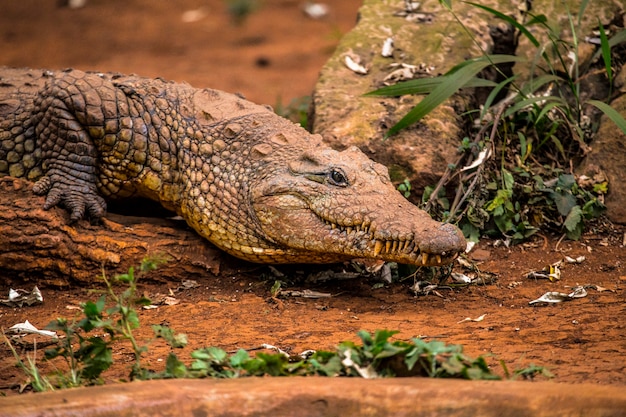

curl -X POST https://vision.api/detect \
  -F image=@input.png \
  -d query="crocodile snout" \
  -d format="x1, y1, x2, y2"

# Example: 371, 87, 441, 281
419, 223, 467, 257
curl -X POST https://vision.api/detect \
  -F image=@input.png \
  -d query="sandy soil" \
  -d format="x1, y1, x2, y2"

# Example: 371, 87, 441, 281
0, 0, 625, 394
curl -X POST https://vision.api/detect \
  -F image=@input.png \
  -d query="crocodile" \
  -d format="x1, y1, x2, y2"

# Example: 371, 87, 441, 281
0, 67, 465, 266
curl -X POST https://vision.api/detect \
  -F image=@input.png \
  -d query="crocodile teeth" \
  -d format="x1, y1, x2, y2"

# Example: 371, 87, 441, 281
374, 240, 383, 256
346, 227, 353, 235
435, 255, 442, 265
391, 240, 398, 253
422, 253, 429, 265
385, 240, 392, 254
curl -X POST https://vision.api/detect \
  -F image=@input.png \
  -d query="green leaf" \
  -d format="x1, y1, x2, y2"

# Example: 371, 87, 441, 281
564, 205, 584, 240
564, 205, 583, 232
590, 29, 626, 66
502, 169, 514, 191
365, 77, 496, 97
270, 280, 282, 297
191, 347, 228, 363
256, 353, 289, 376
465, 2, 540, 47
164, 353, 188, 378
521, 74, 562, 96
230, 349, 251, 368
481, 75, 518, 118
587, 100, 626, 136
504, 95, 565, 118
152, 325, 188, 348
115, 267, 134, 283
556, 174, 576, 189
357, 330, 374, 346
534, 101, 564, 125
83, 297, 104, 318
385, 55, 522, 137
373, 329, 399, 346
597, 20, 612, 84
494, 212, 514, 234
550, 190, 577, 217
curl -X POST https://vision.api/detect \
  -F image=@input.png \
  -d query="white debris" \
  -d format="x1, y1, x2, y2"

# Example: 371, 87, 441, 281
529, 286, 588, 305
450, 272, 473, 284
564, 255, 586, 264
383, 63, 433, 84
341, 348, 378, 378
457, 314, 487, 324
7, 320, 57, 339
1, 287, 43, 307
303, 2, 329, 19
344, 55, 368, 75
381, 37, 395, 57
181, 8, 207, 23
460, 147, 492, 172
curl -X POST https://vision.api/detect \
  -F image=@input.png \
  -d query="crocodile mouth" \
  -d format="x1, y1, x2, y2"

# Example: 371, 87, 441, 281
253, 192, 465, 266
319, 218, 462, 267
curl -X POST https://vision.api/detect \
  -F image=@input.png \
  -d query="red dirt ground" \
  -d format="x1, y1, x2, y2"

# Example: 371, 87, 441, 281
0, 0, 625, 395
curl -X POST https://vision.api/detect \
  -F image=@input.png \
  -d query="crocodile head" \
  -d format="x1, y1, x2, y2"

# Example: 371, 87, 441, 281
176, 94, 465, 266
246, 135, 466, 266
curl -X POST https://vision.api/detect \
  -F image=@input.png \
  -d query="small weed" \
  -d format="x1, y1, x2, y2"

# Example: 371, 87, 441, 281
275, 96, 311, 129
397, 178, 412, 198
224, 0, 259, 25
2, 334, 54, 392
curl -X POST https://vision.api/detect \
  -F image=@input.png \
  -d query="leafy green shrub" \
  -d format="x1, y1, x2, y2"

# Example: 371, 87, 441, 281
367, 0, 624, 242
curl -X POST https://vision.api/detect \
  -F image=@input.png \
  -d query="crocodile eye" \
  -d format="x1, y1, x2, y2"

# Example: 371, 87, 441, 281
329, 169, 349, 186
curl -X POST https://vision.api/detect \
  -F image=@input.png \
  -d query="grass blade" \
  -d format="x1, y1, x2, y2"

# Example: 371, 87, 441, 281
590, 29, 626, 64
597, 20, 613, 85
504, 95, 565, 118
577, 0, 590, 28
464, 1, 541, 47
534, 101, 564, 125
521, 74, 562, 96
365, 77, 496, 97
385, 55, 522, 137
588, 99, 626, 135
480, 75, 518, 119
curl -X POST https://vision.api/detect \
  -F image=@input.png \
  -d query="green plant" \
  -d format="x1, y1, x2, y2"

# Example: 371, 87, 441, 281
397, 178, 412, 198
225, 0, 259, 25
138, 329, 504, 380
2, 334, 54, 392
367, 0, 622, 241
275, 96, 311, 129
43, 256, 176, 385
4, 260, 549, 390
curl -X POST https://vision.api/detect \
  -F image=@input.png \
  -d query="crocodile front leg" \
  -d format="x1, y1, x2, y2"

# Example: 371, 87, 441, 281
30, 71, 126, 220
31, 97, 105, 220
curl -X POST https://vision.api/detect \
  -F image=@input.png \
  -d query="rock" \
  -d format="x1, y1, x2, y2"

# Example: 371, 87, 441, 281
577, 92, 626, 224
311, 0, 624, 206
311, 0, 478, 191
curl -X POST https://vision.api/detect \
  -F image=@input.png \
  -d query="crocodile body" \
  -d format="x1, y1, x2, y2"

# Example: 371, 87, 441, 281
0, 67, 465, 266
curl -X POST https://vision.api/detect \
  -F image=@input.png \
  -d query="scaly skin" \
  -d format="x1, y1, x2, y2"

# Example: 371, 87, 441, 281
0, 67, 466, 266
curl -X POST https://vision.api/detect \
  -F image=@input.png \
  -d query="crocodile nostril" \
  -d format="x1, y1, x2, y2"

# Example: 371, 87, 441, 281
419, 223, 466, 255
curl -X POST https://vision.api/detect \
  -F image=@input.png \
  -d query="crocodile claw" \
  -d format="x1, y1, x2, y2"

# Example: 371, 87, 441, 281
33, 174, 106, 221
